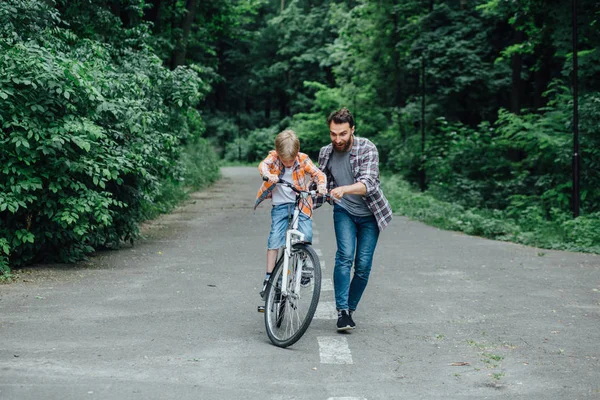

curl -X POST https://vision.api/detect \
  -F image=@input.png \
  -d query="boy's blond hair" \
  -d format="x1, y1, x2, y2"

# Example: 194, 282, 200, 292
275, 130, 300, 160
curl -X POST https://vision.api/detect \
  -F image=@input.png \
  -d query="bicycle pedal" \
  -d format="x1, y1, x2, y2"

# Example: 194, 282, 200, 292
257, 305, 265, 313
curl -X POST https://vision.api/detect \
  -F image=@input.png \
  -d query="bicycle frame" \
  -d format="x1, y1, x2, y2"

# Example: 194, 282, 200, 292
280, 190, 310, 297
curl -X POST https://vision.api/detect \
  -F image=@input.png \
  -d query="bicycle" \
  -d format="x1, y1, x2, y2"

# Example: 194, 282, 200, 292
257, 178, 325, 348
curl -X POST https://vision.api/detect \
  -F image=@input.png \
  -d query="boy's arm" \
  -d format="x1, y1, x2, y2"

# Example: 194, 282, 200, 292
304, 157, 327, 188
258, 151, 279, 181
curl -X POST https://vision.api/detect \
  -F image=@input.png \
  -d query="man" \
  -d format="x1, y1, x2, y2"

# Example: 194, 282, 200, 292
317, 107, 392, 332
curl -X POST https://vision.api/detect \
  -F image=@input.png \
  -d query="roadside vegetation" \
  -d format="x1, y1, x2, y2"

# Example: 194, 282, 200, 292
383, 176, 600, 254
1, 0, 599, 279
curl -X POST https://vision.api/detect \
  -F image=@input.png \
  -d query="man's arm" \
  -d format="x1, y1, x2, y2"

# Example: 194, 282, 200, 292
355, 140, 380, 196
330, 181, 366, 201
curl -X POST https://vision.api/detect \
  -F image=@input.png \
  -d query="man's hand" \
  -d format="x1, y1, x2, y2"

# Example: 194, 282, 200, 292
317, 184, 327, 195
330, 182, 366, 201
330, 186, 345, 201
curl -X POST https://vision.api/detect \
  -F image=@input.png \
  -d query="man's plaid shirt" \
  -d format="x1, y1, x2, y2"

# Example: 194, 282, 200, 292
316, 136, 393, 231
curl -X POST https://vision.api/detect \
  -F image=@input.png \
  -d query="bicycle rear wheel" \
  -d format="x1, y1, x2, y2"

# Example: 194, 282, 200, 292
264, 243, 321, 348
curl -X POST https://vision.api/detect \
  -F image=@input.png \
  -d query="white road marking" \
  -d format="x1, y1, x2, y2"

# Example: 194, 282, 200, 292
328, 398, 366, 400
318, 337, 353, 364
315, 301, 337, 319
312, 237, 320, 245
321, 278, 333, 291
315, 248, 323, 257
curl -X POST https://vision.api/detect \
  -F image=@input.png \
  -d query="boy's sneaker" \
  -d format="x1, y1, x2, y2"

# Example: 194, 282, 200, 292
300, 275, 311, 287
259, 279, 268, 300
300, 266, 313, 288
337, 310, 355, 331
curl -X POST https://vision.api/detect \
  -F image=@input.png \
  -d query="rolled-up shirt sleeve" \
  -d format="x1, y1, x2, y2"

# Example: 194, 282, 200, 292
356, 143, 380, 196
304, 158, 327, 187
258, 151, 278, 177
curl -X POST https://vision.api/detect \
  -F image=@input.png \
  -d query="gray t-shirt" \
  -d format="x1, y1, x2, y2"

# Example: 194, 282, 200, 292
329, 150, 372, 217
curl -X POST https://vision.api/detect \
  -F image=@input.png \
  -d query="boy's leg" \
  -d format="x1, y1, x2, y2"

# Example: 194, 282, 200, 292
266, 249, 278, 273
262, 205, 289, 298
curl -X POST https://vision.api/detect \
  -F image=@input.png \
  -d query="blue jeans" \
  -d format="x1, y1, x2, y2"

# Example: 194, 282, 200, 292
267, 204, 312, 249
333, 205, 380, 311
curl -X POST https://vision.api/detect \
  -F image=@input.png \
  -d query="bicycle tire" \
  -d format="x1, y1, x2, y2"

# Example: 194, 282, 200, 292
264, 243, 321, 348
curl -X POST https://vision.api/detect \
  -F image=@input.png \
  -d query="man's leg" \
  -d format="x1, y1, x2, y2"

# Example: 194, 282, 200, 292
348, 215, 379, 312
333, 206, 357, 311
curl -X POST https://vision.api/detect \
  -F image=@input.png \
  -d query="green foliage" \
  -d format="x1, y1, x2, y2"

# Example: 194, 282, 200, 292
383, 175, 600, 254
223, 126, 279, 164
3, 0, 599, 273
0, 0, 218, 273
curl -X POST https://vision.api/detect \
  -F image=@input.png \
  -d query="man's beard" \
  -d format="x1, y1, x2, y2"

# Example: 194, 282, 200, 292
333, 136, 352, 152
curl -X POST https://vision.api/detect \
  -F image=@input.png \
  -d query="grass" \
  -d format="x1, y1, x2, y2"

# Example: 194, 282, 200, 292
466, 338, 508, 383
382, 175, 600, 254
219, 160, 257, 167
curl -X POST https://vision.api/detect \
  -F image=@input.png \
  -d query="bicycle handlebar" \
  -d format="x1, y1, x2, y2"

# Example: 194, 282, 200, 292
262, 176, 330, 199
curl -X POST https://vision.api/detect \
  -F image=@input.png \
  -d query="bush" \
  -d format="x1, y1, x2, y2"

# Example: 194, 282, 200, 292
383, 175, 600, 254
0, 1, 217, 273
223, 126, 279, 163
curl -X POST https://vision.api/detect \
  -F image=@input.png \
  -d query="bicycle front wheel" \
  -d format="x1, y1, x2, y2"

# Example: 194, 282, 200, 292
264, 243, 322, 348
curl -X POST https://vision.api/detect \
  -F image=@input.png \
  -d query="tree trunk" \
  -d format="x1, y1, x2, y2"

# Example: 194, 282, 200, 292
144, 0, 163, 32
510, 30, 525, 114
392, 8, 403, 108
533, 31, 553, 109
109, 0, 120, 19
265, 94, 271, 120
278, 90, 288, 118
171, 0, 199, 68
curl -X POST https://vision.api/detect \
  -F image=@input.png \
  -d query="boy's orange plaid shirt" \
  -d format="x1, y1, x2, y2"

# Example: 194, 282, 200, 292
254, 151, 326, 217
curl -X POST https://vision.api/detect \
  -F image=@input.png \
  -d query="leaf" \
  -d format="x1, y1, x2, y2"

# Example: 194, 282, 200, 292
449, 362, 470, 366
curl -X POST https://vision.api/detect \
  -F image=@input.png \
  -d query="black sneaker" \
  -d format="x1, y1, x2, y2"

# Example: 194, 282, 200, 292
348, 310, 356, 329
300, 275, 311, 287
337, 310, 355, 331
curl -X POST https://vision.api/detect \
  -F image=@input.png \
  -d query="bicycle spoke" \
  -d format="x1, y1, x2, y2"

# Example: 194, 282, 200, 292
264, 244, 321, 347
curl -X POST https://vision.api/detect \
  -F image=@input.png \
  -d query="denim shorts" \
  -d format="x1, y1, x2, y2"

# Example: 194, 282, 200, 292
267, 203, 313, 249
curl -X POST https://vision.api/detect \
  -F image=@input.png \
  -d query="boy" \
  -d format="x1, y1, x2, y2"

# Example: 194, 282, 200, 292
254, 130, 327, 297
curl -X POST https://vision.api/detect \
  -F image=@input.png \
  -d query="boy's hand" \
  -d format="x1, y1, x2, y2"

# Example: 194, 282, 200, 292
317, 184, 327, 195
265, 174, 279, 184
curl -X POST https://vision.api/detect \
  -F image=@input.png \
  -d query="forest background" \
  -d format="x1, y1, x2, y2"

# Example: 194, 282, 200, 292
1, 0, 599, 277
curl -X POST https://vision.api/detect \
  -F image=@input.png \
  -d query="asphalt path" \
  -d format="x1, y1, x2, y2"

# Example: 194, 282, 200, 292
1, 166, 599, 399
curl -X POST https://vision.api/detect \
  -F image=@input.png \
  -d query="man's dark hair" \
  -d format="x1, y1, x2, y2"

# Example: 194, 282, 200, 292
327, 107, 355, 128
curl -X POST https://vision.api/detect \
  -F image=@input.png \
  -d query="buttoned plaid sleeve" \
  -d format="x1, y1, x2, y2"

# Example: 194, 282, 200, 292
354, 138, 392, 231
258, 150, 278, 178
354, 139, 380, 195
312, 145, 333, 209
303, 156, 327, 188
